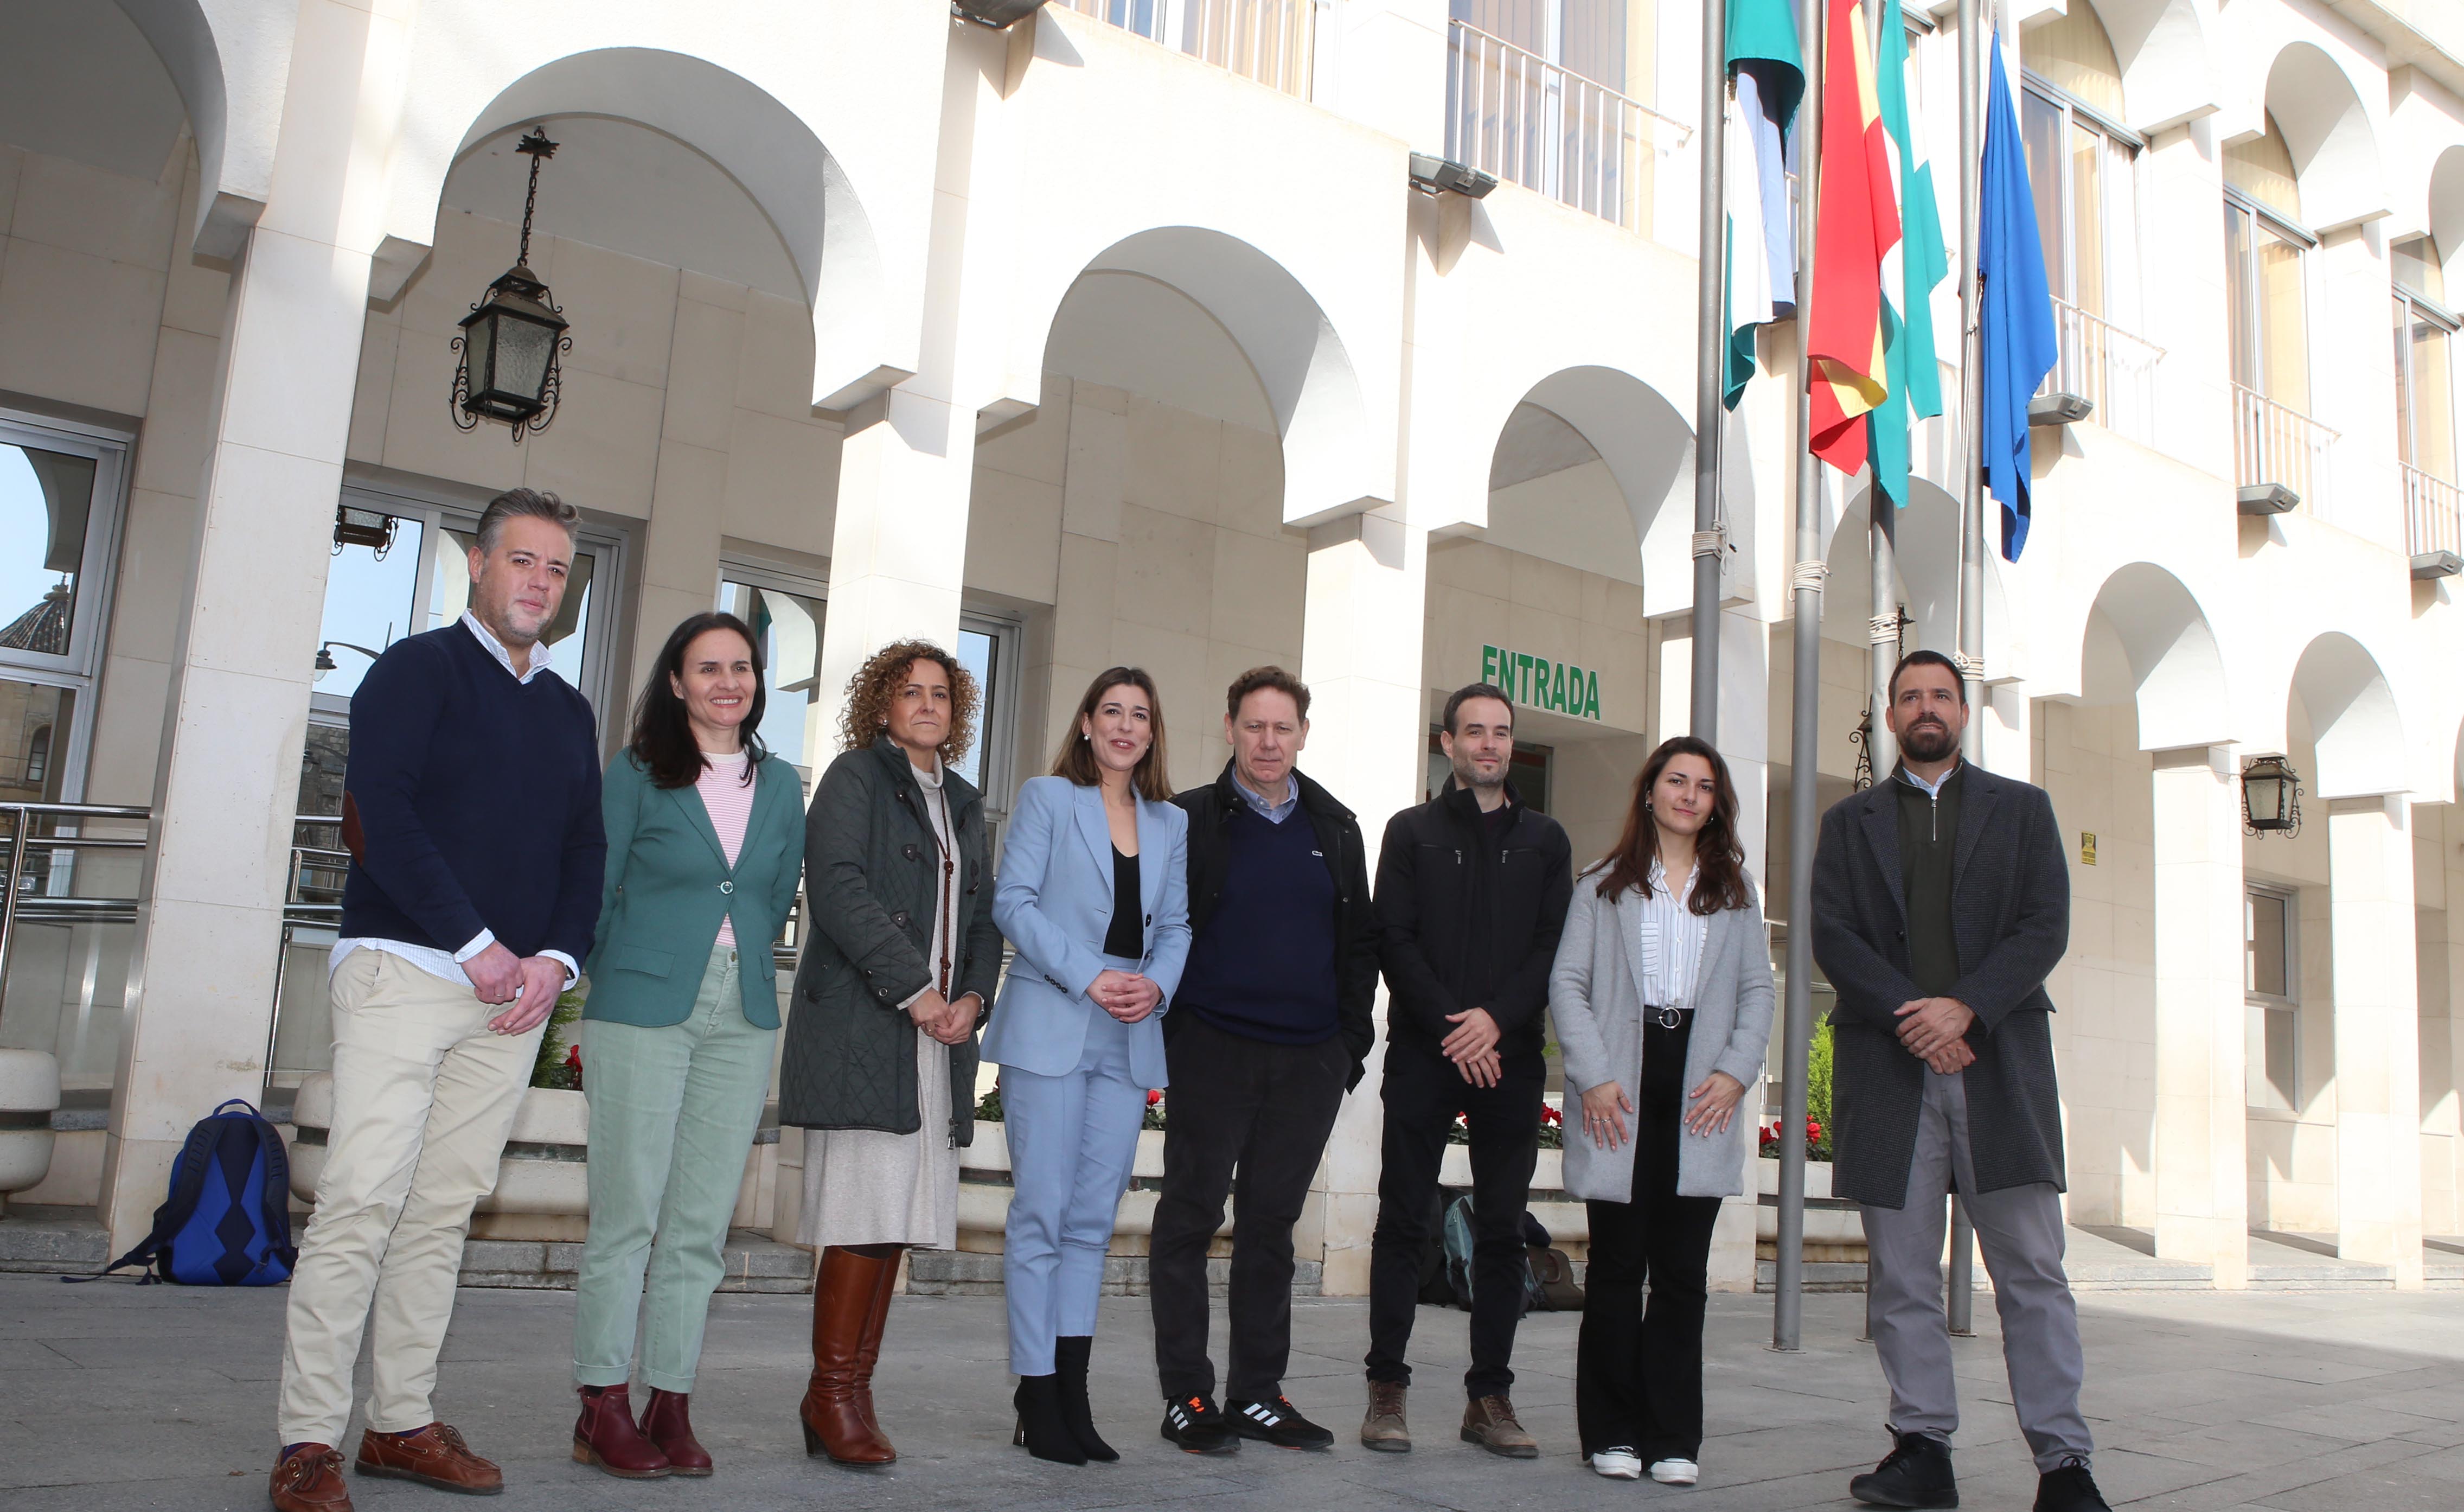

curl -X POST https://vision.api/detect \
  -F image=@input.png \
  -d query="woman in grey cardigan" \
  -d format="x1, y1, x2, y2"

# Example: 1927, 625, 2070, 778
776, 641, 1001, 1467
1548, 735, 1774, 1488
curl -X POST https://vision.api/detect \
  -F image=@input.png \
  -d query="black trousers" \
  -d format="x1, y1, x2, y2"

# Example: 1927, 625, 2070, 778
1575, 1015, 1724, 1461
1364, 1036, 1543, 1400
1149, 1015, 1350, 1402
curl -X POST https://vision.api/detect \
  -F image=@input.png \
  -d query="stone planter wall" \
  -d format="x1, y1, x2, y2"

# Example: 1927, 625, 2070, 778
0, 1049, 60, 1213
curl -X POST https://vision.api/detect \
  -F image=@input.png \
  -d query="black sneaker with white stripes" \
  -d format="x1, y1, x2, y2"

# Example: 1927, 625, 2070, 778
1159, 1394, 1239, 1455
1225, 1395, 1336, 1450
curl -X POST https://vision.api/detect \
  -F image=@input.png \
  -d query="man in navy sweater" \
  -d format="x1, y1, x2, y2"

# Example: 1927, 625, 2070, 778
271, 489, 606, 1512
1151, 667, 1378, 1455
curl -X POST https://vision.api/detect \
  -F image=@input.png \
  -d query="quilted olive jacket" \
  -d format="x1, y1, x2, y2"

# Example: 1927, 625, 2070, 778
776, 736, 1003, 1144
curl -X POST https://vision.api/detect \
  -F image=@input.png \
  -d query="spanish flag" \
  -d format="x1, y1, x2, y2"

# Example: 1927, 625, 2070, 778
1807, 0, 1901, 476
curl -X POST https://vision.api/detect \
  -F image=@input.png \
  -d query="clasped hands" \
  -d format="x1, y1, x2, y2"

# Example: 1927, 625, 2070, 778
906, 988, 983, 1045
467, 942, 567, 1036
1895, 995, 1977, 1073
1087, 968, 1164, 1025
1578, 1070, 1746, 1150
1443, 1006, 1504, 1087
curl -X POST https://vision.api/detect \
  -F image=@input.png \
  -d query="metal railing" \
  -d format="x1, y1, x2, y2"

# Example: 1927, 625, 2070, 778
2404, 462, 2464, 563
2037, 298, 2164, 446
2232, 382, 2337, 515
1444, 21, 1692, 237
0, 802, 152, 992
1067, 0, 1315, 98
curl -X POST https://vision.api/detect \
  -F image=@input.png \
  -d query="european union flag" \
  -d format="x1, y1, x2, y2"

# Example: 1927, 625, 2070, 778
1979, 33, 2058, 560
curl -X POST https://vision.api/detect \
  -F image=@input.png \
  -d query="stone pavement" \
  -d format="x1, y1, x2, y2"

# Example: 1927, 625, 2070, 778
5, 1272, 2464, 1511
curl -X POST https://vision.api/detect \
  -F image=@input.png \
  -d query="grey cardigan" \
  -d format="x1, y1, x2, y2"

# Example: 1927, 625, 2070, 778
1547, 865, 1776, 1201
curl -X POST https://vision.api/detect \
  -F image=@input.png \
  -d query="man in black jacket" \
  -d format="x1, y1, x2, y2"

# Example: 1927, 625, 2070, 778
1150, 666, 1378, 1454
1362, 683, 1571, 1458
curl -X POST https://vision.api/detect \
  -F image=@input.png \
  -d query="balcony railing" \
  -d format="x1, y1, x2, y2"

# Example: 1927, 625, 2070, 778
1444, 21, 1692, 236
1067, 0, 1314, 98
2037, 298, 2163, 446
2404, 462, 2464, 569
2232, 382, 2336, 516
0, 803, 152, 1092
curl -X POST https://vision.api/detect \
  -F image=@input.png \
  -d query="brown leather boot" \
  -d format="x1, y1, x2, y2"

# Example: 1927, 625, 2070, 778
799, 1246, 897, 1464
849, 1243, 904, 1449
571, 1385, 673, 1479
638, 1388, 712, 1477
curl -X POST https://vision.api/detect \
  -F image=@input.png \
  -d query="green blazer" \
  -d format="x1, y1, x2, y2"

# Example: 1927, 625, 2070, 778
584, 749, 804, 1028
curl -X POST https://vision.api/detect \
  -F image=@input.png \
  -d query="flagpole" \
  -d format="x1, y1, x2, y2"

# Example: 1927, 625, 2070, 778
1948, 0, 1987, 1339
1691, 0, 1732, 739
1773, 0, 1826, 1356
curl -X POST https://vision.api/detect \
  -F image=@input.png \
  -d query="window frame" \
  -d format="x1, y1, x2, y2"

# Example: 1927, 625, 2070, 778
2019, 71, 2141, 323
2244, 881, 2300, 1114
2223, 186, 2318, 404
0, 404, 133, 804
2393, 280, 2460, 481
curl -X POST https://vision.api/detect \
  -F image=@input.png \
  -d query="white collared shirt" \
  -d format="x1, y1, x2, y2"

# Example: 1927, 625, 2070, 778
330, 611, 576, 991
1233, 771, 1300, 824
1898, 758, 1962, 799
1636, 857, 1706, 1009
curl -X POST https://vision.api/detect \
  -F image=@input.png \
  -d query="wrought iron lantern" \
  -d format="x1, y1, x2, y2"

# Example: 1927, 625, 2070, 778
452, 129, 570, 441
2241, 754, 2303, 837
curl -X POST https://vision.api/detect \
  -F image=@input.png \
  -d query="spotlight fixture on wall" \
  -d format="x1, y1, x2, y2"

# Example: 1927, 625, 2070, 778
1409, 152, 1499, 199
451, 129, 571, 442
2240, 753, 2303, 837
952, 0, 1047, 26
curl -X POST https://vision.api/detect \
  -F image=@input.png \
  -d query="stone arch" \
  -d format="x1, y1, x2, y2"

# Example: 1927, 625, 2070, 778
2257, 40, 2386, 233
1487, 366, 1694, 596
404, 48, 888, 411
2077, 0, 2218, 136
1819, 480, 2019, 679
2078, 563, 2230, 750
113, 0, 291, 256
2289, 633, 2403, 799
2427, 145, 2464, 292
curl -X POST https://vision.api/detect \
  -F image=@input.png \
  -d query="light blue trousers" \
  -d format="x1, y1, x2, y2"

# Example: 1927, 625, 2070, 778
1000, 1007, 1146, 1377
571, 945, 775, 1392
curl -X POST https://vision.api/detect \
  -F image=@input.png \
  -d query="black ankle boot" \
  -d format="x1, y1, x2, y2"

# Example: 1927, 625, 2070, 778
1850, 1431, 1959, 1508
1053, 1336, 1118, 1462
1012, 1375, 1089, 1465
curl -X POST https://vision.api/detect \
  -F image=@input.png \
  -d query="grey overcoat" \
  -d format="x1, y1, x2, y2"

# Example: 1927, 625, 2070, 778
1547, 866, 1775, 1201
1808, 764, 2070, 1208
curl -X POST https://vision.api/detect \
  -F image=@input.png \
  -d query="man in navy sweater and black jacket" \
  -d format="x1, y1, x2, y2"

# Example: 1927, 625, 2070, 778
1362, 682, 1571, 1458
1151, 666, 1378, 1455
271, 489, 606, 1512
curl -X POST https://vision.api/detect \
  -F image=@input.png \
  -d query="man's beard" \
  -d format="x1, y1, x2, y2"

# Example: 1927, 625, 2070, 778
1899, 720, 1957, 762
1454, 756, 1506, 793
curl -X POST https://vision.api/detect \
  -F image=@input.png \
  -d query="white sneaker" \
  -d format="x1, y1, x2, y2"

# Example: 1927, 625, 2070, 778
1591, 1447, 1643, 1479
1649, 1457, 1700, 1485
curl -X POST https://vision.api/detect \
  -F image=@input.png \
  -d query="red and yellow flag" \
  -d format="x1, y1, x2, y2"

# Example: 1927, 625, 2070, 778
1807, 0, 1902, 475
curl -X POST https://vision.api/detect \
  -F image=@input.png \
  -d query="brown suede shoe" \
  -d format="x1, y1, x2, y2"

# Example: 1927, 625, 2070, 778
270, 1444, 352, 1511
1361, 1381, 1411, 1452
354, 1422, 503, 1495
1461, 1395, 1539, 1459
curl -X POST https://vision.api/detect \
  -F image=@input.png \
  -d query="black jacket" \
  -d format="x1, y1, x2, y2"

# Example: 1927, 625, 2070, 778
1373, 782, 1572, 1060
778, 737, 1003, 1144
1810, 763, 2070, 1208
1173, 762, 1380, 1089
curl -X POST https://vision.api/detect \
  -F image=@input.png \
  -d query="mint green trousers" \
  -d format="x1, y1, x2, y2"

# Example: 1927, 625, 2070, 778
572, 945, 774, 1391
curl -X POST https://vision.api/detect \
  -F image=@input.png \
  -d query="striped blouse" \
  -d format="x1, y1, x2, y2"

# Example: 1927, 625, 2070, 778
1636, 858, 1707, 1010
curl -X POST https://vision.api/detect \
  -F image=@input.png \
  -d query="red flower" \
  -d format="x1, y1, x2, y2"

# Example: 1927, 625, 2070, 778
565, 1045, 582, 1069
1805, 1118, 1822, 1140
1541, 1105, 1562, 1126
1147, 1089, 1163, 1106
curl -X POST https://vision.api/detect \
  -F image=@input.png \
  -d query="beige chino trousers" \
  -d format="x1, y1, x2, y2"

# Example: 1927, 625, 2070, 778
277, 948, 545, 1445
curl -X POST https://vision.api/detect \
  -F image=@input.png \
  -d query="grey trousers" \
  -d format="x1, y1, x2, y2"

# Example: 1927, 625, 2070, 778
1859, 1068, 2092, 1473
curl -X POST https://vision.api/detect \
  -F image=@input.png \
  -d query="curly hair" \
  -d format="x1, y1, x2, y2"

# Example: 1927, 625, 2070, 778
837, 638, 979, 764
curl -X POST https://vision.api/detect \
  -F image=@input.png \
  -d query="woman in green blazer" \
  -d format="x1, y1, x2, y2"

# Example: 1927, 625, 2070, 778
569, 611, 803, 1480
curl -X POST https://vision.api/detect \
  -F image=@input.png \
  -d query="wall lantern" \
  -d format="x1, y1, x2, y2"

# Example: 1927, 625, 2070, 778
2241, 754, 2303, 837
314, 641, 382, 684
451, 129, 570, 442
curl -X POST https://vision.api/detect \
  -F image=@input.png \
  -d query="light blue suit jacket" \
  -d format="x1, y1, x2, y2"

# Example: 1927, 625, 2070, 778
983, 775, 1191, 1089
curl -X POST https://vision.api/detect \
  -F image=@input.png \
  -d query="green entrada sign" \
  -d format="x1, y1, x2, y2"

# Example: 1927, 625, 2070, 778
1482, 644, 1601, 721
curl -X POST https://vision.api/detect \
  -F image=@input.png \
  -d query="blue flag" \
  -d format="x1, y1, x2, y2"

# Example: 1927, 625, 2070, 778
1978, 33, 2057, 560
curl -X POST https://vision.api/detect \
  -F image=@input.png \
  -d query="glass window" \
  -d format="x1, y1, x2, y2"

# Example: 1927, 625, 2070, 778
719, 576, 829, 786
2225, 197, 2312, 411
2397, 295, 2459, 482
2020, 78, 2137, 323
2245, 888, 2297, 1112
0, 417, 127, 802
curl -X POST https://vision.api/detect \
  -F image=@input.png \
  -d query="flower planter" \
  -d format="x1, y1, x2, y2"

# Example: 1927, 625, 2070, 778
1754, 1157, 1863, 1248
290, 1074, 591, 1240
0, 1049, 60, 1209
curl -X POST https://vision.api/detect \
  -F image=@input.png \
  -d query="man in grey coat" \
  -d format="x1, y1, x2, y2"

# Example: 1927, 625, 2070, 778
1810, 650, 2108, 1512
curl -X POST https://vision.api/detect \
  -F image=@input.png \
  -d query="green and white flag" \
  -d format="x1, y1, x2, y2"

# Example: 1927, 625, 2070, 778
1868, 0, 1947, 502
1722, 0, 1805, 411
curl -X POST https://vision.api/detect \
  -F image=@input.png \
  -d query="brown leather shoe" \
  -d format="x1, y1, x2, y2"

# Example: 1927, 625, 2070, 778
638, 1388, 712, 1476
1461, 1395, 1539, 1459
1361, 1380, 1411, 1452
799, 1246, 898, 1464
849, 1243, 903, 1446
354, 1422, 504, 1494
572, 1384, 671, 1479
270, 1444, 352, 1511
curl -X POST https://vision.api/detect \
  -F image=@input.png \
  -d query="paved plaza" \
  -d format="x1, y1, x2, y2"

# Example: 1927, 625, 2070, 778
7, 1272, 2464, 1511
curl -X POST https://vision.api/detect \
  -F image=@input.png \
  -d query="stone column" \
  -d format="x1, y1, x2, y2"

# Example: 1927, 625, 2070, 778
2326, 795, 2425, 1287
2149, 748, 2249, 1285
1300, 508, 1427, 1297
100, 0, 408, 1248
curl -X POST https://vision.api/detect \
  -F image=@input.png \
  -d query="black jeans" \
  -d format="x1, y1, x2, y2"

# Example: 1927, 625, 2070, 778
1149, 1016, 1350, 1402
1365, 1037, 1543, 1400
1576, 1014, 1724, 1461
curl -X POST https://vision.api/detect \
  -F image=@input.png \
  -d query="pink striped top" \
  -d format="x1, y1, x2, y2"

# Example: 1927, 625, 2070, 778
696, 750, 755, 948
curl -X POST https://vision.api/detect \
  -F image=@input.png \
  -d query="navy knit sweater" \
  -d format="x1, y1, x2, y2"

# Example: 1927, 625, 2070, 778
337, 622, 606, 965
1176, 804, 1338, 1044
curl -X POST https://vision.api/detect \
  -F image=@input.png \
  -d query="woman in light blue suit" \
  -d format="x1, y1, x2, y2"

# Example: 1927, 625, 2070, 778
984, 667, 1190, 1465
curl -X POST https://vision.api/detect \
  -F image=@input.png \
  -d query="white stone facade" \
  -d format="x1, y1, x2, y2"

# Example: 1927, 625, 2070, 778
0, 0, 2459, 1292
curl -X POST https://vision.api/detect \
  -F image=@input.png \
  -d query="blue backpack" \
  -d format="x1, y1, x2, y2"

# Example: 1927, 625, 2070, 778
76, 1099, 297, 1286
